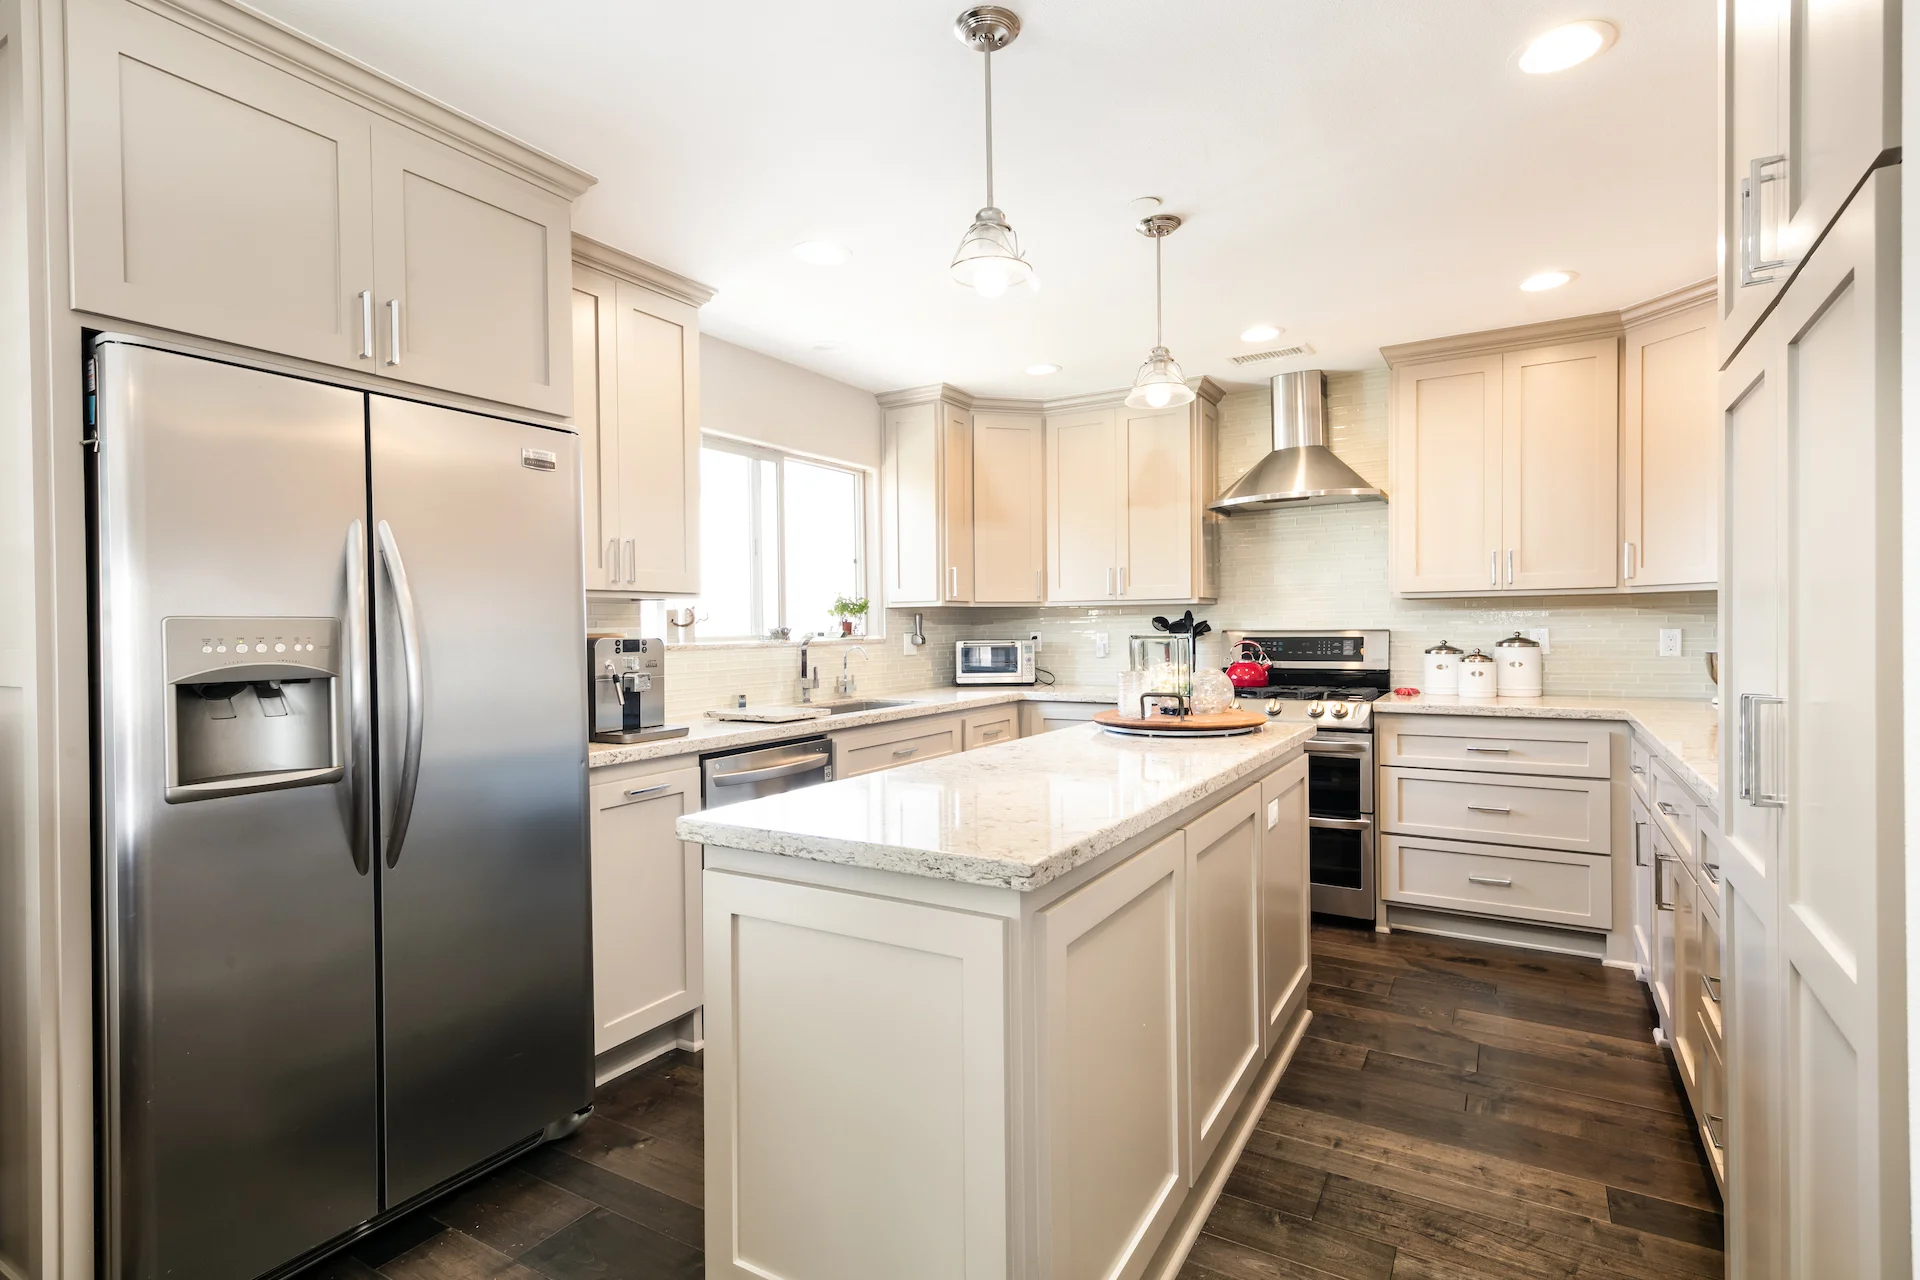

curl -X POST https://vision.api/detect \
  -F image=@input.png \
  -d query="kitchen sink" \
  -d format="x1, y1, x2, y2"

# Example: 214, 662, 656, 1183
817, 698, 918, 715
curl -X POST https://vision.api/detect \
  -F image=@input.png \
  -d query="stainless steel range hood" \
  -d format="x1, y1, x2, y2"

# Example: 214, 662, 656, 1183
1211, 371, 1385, 512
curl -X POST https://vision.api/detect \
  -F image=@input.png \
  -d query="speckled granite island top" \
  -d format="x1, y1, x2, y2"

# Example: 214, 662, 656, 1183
676, 720, 1316, 890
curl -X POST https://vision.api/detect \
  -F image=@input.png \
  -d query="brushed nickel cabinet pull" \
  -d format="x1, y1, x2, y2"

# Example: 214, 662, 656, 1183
1467, 874, 1513, 888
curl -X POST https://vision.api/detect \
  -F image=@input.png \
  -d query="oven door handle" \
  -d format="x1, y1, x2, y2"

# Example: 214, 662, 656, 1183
1308, 815, 1372, 831
1303, 738, 1371, 758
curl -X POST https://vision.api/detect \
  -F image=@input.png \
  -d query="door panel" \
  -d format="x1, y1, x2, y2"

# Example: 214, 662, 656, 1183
972, 412, 1044, 604
942, 402, 974, 602
1185, 786, 1262, 1179
1719, 0, 1786, 355
590, 769, 702, 1054
1046, 408, 1120, 603
370, 397, 590, 1203
66, 0, 375, 368
1260, 758, 1310, 1053
93, 340, 377, 1280
1501, 340, 1620, 591
1622, 305, 1718, 587
614, 282, 700, 593
1118, 404, 1192, 600
1390, 356, 1503, 592
885, 403, 942, 606
372, 122, 571, 415
571, 266, 621, 590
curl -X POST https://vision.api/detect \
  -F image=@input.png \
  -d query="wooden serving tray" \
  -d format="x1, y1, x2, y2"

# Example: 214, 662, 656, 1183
1093, 707, 1268, 734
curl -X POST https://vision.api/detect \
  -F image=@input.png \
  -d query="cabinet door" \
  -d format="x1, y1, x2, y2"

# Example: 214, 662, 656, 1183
1500, 339, 1619, 591
1651, 822, 1679, 1034
1389, 356, 1503, 593
1117, 403, 1193, 601
1259, 757, 1310, 1055
1039, 831, 1186, 1280
1046, 407, 1121, 603
1184, 785, 1262, 1181
941, 403, 974, 603
1622, 304, 1718, 588
66, 0, 375, 368
961, 707, 1018, 750
371, 122, 571, 415
571, 266, 621, 590
884, 403, 943, 606
589, 768, 702, 1054
1630, 791, 1655, 981
613, 282, 700, 594
1671, 861, 1700, 1099
1718, 0, 1787, 355
971, 412, 1044, 604
1770, 173, 1903, 1276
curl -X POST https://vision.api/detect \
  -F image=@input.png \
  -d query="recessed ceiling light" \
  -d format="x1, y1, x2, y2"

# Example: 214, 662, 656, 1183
1026, 363, 1061, 376
1520, 270, 1577, 292
1518, 20, 1617, 74
1240, 324, 1282, 344
792, 240, 852, 266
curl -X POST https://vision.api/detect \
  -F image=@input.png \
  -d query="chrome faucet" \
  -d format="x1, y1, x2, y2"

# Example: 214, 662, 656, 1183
838, 646, 869, 697
797, 638, 821, 703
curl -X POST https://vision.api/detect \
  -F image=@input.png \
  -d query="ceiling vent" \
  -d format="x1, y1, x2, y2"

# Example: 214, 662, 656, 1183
1230, 342, 1315, 365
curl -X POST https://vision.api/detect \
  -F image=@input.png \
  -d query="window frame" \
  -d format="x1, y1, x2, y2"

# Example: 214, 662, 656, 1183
698, 434, 868, 640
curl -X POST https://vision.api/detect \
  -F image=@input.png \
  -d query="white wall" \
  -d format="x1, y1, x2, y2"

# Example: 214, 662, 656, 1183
700, 334, 880, 468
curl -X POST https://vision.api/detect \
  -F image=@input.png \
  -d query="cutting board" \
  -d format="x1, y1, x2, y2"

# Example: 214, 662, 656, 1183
705, 706, 833, 723
1093, 707, 1267, 737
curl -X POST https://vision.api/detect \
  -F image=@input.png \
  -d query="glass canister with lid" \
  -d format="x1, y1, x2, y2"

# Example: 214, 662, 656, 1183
1494, 631, 1543, 697
1423, 640, 1464, 694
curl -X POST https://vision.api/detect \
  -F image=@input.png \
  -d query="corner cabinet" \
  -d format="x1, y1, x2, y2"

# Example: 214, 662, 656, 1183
1621, 299, 1718, 589
878, 391, 974, 607
64, 0, 589, 415
571, 239, 712, 596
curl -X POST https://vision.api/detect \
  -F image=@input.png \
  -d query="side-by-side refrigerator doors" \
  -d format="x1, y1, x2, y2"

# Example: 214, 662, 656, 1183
95, 339, 379, 1280
369, 396, 592, 1205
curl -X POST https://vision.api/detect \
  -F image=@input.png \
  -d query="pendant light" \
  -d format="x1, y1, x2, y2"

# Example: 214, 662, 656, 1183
1126, 214, 1195, 409
950, 7, 1033, 299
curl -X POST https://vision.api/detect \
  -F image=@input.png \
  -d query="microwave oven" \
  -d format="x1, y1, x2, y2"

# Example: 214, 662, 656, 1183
956, 638, 1036, 685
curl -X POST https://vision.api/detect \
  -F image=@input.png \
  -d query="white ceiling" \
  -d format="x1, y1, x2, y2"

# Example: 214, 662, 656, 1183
248, 0, 1717, 399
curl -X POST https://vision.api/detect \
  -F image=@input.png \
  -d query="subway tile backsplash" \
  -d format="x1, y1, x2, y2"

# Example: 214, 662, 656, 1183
595, 370, 1717, 718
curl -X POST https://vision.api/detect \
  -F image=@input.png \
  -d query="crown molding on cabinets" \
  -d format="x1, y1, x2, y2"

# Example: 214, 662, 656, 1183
1379, 310, 1625, 366
877, 375, 1226, 415
139, 0, 597, 199
1619, 277, 1716, 328
572, 235, 716, 308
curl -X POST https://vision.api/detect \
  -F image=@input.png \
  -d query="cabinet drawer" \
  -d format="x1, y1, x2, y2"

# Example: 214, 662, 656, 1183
1375, 715, 1611, 779
1381, 834, 1612, 930
1379, 768, 1611, 855
836, 721, 961, 778
1628, 737, 1652, 801
1650, 757, 1698, 867
963, 707, 1019, 750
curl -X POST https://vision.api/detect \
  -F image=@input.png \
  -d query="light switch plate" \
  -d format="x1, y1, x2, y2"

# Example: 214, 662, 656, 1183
1529, 627, 1551, 653
1658, 628, 1682, 657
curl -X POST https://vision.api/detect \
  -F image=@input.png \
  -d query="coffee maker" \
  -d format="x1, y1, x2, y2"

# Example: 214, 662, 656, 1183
588, 636, 688, 743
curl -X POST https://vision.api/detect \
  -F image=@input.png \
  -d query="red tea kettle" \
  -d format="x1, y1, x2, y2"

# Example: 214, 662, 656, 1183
1227, 661, 1270, 689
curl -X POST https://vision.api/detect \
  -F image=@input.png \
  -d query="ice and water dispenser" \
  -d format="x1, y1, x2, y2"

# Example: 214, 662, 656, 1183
164, 616, 344, 802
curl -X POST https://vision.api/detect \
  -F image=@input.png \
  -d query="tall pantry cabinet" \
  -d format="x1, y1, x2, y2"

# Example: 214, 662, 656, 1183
1715, 0, 1904, 1265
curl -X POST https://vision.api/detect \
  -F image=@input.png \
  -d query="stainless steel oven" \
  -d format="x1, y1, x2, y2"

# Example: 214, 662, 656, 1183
955, 638, 1036, 685
1303, 733, 1374, 919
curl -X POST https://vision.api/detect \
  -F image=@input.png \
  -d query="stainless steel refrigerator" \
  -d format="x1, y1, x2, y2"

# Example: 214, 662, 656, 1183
90, 335, 592, 1280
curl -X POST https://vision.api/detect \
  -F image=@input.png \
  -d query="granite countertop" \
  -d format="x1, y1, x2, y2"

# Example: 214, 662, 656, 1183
677, 721, 1316, 891
588, 685, 1114, 767
1374, 693, 1720, 805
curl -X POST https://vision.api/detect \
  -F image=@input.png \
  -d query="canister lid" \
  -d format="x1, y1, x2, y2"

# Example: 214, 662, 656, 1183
1424, 640, 1463, 655
1494, 631, 1541, 648
1461, 648, 1496, 664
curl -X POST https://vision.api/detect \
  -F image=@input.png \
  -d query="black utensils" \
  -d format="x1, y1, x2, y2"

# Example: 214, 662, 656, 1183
1151, 616, 1172, 632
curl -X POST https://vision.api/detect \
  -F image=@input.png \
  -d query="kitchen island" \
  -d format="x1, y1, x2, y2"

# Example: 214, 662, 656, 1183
677, 720, 1316, 1280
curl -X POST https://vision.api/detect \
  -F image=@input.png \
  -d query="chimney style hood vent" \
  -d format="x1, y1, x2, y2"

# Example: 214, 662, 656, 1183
1211, 371, 1385, 512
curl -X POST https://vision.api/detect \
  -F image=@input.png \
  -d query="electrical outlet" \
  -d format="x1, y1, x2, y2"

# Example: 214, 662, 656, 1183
903, 632, 919, 655
1093, 632, 1109, 659
1658, 628, 1682, 657
1530, 627, 1551, 653
1030, 630, 1043, 653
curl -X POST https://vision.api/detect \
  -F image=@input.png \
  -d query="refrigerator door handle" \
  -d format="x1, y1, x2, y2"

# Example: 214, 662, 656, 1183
378, 519, 426, 868
344, 520, 372, 874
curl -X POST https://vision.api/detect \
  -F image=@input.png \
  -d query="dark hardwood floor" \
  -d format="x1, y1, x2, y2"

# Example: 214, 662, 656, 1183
295, 921, 1721, 1279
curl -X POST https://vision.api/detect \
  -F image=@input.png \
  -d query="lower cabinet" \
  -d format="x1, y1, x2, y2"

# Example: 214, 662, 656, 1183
1182, 786, 1263, 1181
1260, 757, 1310, 1052
961, 705, 1019, 750
832, 714, 964, 778
588, 766, 702, 1055
1019, 700, 1108, 737
1629, 791, 1655, 978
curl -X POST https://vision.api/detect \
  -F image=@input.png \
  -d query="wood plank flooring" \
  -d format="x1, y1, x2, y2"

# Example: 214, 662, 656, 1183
294, 921, 1721, 1279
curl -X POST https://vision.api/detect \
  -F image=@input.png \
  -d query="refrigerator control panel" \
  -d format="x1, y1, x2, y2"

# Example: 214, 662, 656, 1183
163, 616, 339, 684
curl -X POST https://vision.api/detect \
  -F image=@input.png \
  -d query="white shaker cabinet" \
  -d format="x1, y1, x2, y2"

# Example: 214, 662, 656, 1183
878, 391, 973, 607
1621, 297, 1718, 589
970, 412, 1045, 604
589, 766, 703, 1056
1387, 355, 1503, 594
571, 240, 711, 597
1716, 0, 1898, 361
64, 0, 591, 414
1045, 405, 1124, 603
1499, 339, 1619, 592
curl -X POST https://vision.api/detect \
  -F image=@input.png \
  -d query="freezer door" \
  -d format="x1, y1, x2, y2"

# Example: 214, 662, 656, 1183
92, 339, 378, 1280
370, 396, 591, 1203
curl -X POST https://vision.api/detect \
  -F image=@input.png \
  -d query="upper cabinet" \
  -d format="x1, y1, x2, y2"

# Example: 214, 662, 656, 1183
1387, 292, 1720, 600
571, 238, 712, 597
879, 391, 973, 607
971, 411, 1045, 605
1622, 297, 1718, 590
1717, 0, 1897, 361
65, 0, 591, 415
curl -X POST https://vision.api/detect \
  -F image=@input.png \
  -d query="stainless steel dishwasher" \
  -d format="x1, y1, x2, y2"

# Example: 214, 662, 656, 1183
700, 735, 834, 807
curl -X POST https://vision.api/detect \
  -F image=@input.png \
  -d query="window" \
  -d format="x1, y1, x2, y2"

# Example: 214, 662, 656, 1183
680, 438, 865, 639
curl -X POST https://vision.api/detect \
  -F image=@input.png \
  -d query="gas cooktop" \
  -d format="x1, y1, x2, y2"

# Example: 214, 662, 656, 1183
1225, 630, 1391, 732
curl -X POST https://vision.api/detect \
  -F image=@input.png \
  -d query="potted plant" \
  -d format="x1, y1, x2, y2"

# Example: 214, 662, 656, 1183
830, 595, 869, 637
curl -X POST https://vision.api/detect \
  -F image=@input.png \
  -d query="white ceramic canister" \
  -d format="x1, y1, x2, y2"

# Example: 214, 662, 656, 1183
1458, 648, 1499, 698
1494, 631, 1544, 697
1424, 640, 1464, 694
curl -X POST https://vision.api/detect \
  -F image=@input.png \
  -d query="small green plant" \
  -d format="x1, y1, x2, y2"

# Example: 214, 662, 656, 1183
830, 595, 869, 619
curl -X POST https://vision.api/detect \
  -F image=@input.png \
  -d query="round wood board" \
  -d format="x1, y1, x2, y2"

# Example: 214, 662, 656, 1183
1093, 707, 1269, 734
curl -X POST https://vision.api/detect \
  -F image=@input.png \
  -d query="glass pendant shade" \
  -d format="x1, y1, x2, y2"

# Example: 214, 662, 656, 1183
951, 206, 1033, 299
1126, 345, 1195, 409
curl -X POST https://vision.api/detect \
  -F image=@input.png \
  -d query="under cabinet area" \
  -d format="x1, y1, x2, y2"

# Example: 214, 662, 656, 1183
65, 0, 588, 414
571, 239, 711, 596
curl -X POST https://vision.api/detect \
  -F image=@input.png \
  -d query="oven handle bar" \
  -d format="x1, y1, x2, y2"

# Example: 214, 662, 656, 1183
1308, 815, 1372, 831
1303, 737, 1372, 758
